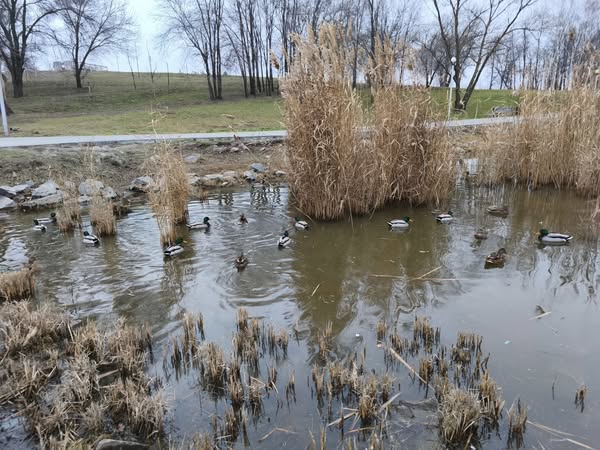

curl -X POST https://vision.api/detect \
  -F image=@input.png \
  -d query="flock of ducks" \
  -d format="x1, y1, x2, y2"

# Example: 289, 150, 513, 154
387, 206, 573, 269
31, 204, 573, 271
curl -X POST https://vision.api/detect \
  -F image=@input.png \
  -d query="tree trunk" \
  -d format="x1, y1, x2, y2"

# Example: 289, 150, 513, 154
75, 69, 83, 88
10, 67, 24, 98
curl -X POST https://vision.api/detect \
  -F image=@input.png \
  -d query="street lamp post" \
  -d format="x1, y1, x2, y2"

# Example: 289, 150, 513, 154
447, 56, 457, 121
0, 64, 8, 136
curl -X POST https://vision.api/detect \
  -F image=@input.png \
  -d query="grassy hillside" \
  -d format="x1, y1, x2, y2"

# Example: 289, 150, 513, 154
2, 71, 518, 136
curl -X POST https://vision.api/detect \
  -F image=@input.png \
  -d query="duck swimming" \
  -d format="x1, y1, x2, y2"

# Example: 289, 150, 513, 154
388, 216, 411, 229
278, 231, 291, 248
235, 252, 249, 270
294, 217, 309, 230
474, 228, 488, 240
83, 231, 100, 245
164, 237, 184, 256
485, 248, 507, 268
187, 216, 210, 230
33, 220, 47, 232
34, 213, 56, 225
436, 211, 453, 223
239, 214, 248, 224
487, 205, 509, 217
537, 229, 573, 245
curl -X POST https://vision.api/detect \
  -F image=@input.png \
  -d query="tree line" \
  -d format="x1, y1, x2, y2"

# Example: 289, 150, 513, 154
1, 0, 599, 111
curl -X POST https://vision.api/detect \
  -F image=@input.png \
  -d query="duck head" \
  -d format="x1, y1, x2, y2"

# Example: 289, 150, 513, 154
537, 228, 549, 239
83, 231, 90, 237
175, 237, 184, 245
33, 219, 40, 225
283, 231, 289, 238
203, 217, 210, 224
403, 216, 411, 222
447, 210, 454, 216
295, 216, 302, 222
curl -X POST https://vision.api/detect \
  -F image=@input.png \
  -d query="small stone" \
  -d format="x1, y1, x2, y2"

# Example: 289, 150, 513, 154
21, 192, 64, 209
102, 186, 118, 199
0, 196, 16, 210
11, 182, 32, 195
129, 176, 154, 192
250, 162, 266, 173
95, 439, 148, 450
0, 186, 16, 198
31, 180, 60, 198
222, 170, 238, 178
187, 174, 202, 186
275, 170, 287, 177
79, 179, 105, 196
184, 154, 201, 163
229, 146, 240, 153
204, 173, 224, 181
243, 171, 257, 182
79, 195, 91, 205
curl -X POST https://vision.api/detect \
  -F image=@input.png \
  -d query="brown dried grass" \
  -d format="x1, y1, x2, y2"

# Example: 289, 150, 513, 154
0, 262, 36, 302
282, 25, 453, 220
439, 387, 481, 444
56, 183, 81, 233
478, 70, 600, 196
90, 194, 116, 236
148, 141, 190, 245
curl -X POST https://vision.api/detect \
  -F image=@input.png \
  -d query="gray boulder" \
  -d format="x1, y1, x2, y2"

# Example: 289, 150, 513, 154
222, 170, 238, 178
102, 186, 118, 199
11, 182, 33, 195
184, 154, 201, 163
32, 180, 60, 198
0, 186, 16, 198
129, 176, 154, 192
79, 195, 91, 205
250, 162, 266, 173
0, 196, 16, 210
79, 179, 105, 196
95, 439, 148, 450
21, 192, 64, 209
187, 173, 202, 186
243, 171, 257, 182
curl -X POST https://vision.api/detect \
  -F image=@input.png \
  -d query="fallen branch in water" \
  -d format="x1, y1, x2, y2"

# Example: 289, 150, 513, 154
527, 420, 596, 449
528, 311, 552, 320
388, 347, 430, 386
258, 427, 296, 442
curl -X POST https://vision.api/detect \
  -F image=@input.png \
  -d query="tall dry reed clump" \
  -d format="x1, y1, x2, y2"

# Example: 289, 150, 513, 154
90, 193, 116, 236
56, 182, 81, 232
478, 66, 600, 196
281, 25, 453, 220
0, 261, 36, 301
148, 141, 190, 245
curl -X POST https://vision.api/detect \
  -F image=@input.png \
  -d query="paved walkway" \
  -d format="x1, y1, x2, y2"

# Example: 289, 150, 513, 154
0, 116, 517, 148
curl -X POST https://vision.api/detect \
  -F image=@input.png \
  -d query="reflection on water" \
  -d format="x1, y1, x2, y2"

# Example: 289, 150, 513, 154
1, 182, 599, 448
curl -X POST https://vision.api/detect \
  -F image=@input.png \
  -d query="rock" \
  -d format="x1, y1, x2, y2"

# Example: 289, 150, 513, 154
250, 162, 266, 173
275, 170, 287, 177
79, 195, 91, 205
187, 173, 202, 186
11, 182, 33, 195
222, 170, 238, 178
129, 176, 154, 192
95, 439, 148, 450
102, 186, 118, 199
24, 180, 35, 187
31, 180, 60, 198
79, 179, 105, 196
184, 154, 201, 163
0, 186, 16, 198
229, 146, 240, 153
0, 196, 16, 210
243, 171, 257, 182
21, 192, 64, 209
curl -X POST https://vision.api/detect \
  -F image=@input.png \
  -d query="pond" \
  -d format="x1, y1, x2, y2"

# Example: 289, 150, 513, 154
0, 181, 598, 449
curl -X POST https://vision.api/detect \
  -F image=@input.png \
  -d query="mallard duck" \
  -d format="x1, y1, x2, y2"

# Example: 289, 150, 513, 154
278, 231, 291, 248
164, 237, 184, 256
34, 213, 56, 225
187, 216, 210, 230
388, 216, 411, 229
537, 228, 573, 245
474, 228, 488, 240
83, 231, 100, 245
33, 219, 47, 232
235, 252, 249, 270
436, 211, 453, 223
485, 248, 507, 267
239, 214, 248, 224
487, 205, 509, 217
295, 217, 309, 230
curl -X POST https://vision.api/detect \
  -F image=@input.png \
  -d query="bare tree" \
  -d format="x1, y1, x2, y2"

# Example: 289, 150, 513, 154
51, 0, 133, 88
159, 0, 224, 100
432, 0, 536, 110
0, 0, 58, 97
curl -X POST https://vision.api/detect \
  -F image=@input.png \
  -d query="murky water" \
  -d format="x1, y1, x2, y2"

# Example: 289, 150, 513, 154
1, 181, 599, 449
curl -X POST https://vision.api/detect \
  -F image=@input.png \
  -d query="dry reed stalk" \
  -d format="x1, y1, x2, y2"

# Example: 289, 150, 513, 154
282, 26, 453, 220
478, 70, 600, 197
507, 399, 527, 447
90, 193, 116, 236
148, 141, 190, 245
0, 261, 36, 301
56, 183, 81, 233
439, 387, 481, 445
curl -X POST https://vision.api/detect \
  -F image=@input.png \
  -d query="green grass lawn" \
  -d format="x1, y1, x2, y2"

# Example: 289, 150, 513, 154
2, 71, 519, 136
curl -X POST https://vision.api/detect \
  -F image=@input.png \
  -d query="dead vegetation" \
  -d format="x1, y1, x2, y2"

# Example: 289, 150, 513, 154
56, 182, 82, 233
148, 141, 190, 246
0, 261, 36, 302
90, 193, 116, 236
478, 70, 600, 197
281, 25, 453, 220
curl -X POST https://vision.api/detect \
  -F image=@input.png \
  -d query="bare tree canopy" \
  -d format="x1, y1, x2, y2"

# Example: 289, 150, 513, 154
159, 0, 224, 100
0, 0, 58, 97
51, 0, 134, 88
431, 0, 536, 110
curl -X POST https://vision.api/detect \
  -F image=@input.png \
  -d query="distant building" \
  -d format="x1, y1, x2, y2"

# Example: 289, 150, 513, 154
52, 61, 108, 72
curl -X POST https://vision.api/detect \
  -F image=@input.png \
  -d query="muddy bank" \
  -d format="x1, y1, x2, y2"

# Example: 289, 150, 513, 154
0, 139, 288, 196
